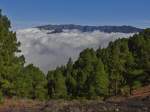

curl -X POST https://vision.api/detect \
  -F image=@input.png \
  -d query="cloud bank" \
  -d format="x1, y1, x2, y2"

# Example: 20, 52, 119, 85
16, 28, 134, 73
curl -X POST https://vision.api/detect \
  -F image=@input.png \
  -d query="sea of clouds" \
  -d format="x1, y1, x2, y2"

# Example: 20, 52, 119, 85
16, 28, 134, 73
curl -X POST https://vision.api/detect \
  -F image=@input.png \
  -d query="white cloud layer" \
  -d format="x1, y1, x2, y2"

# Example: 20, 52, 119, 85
16, 28, 134, 73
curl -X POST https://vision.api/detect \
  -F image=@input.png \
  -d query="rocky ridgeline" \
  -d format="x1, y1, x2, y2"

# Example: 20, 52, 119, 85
37, 24, 143, 33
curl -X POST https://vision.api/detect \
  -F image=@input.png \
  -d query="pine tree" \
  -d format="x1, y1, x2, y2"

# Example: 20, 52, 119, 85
0, 10, 24, 97
94, 59, 109, 96
47, 67, 67, 98
23, 64, 48, 100
65, 58, 76, 97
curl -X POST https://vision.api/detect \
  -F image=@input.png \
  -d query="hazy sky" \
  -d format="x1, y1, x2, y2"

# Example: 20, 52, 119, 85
0, 0, 150, 29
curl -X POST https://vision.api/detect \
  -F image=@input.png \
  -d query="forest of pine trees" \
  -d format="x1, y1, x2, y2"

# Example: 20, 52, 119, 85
0, 10, 150, 101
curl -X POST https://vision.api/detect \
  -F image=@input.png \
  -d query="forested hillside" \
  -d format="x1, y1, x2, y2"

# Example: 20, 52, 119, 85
47, 29, 150, 99
0, 10, 149, 101
0, 10, 47, 101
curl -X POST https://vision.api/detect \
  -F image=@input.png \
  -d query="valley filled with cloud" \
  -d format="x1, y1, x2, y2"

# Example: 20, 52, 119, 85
17, 28, 134, 72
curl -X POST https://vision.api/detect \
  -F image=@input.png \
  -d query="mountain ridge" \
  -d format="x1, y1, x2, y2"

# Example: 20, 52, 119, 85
37, 24, 143, 33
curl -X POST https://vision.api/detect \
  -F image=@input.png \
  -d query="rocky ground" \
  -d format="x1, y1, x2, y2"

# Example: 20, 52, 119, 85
0, 95, 149, 112
0, 86, 150, 112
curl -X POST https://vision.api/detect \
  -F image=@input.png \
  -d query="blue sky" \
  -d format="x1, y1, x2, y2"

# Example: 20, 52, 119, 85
0, 0, 150, 29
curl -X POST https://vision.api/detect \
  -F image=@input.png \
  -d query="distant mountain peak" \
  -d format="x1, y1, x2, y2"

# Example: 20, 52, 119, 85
37, 24, 143, 33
